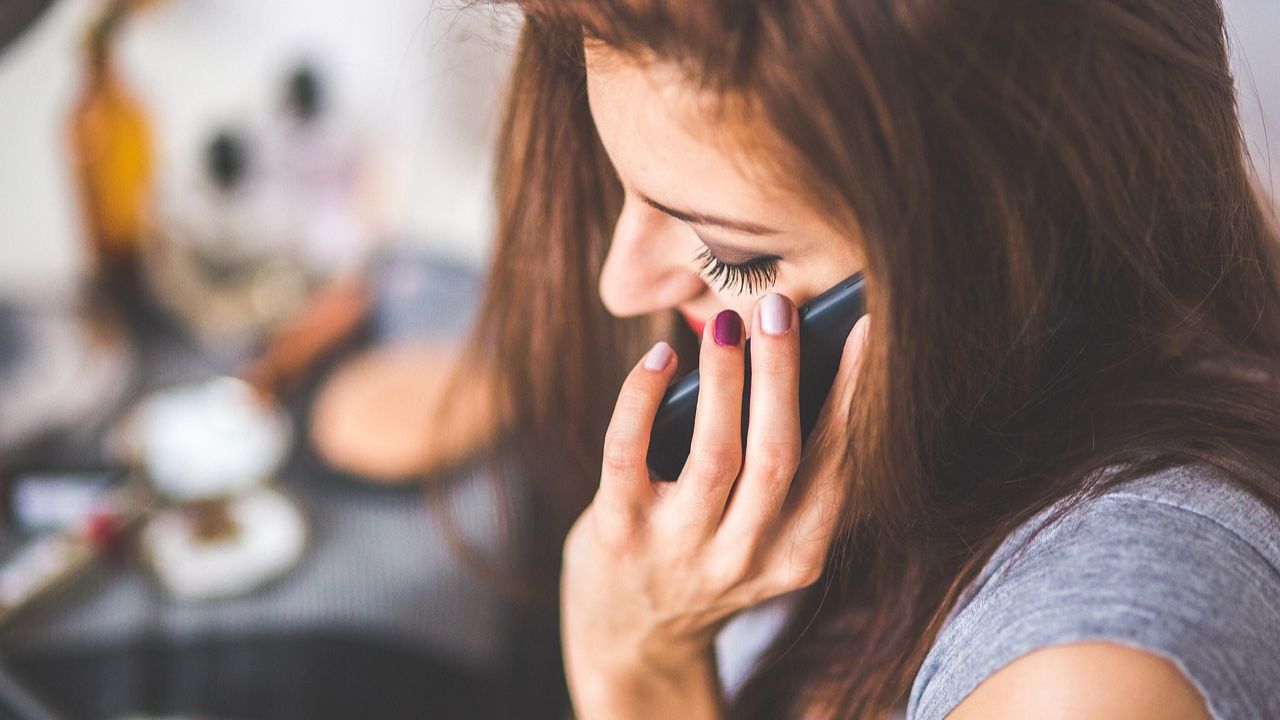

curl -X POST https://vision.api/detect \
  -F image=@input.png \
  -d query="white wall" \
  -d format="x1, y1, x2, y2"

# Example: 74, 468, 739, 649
1229, 0, 1280, 204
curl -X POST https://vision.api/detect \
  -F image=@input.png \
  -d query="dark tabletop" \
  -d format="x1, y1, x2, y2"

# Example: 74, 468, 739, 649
0, 252, 566, 720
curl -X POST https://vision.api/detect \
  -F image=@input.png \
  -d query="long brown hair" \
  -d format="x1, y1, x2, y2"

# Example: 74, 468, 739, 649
468, 0, 1280, 715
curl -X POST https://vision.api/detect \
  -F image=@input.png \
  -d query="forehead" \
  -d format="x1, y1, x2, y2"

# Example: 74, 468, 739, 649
583, 44, 786, 215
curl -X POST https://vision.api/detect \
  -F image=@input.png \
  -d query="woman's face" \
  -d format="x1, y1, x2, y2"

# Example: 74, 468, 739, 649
586, 44, 864, 336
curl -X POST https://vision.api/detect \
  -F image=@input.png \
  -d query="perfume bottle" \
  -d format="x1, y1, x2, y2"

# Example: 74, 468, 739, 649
68, 1, 153, 297
144, 123, 312, 351
273, 62, 371, 279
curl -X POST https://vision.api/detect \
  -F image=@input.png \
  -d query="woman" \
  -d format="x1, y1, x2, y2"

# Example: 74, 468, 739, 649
466, 0, 1280, 717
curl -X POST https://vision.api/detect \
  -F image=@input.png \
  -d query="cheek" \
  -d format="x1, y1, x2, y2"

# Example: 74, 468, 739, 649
708, 292, 763, 334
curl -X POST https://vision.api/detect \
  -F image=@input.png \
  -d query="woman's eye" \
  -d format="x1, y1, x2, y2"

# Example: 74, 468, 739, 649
694, 247, 780, 294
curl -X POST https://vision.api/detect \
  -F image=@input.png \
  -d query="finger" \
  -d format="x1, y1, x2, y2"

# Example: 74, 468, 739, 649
672, 309, 746, 535
761, 315, 872, 592
599, 341, 677, 512
718, 293, 802, 542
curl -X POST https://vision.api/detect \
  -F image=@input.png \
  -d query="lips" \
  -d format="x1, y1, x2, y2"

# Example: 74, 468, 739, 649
681, 310, 706, 337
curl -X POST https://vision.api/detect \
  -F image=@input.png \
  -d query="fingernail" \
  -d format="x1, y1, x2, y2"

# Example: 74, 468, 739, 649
854, 315, 871, 343
643, 341, 674, 371
712, 310, 743, 347
760, 294, 792, 336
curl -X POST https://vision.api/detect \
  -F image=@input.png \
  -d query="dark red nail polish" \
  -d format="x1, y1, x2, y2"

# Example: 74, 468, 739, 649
712, 309, 743, 347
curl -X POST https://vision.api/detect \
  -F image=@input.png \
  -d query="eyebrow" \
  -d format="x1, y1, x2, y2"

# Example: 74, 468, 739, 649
640, 194, 780, 236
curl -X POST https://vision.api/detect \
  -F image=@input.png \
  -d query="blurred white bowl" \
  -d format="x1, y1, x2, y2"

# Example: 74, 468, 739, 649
131, 376, 292, 501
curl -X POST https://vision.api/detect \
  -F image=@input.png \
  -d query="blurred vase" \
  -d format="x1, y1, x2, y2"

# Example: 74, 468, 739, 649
272, 62, 371, 279
67, 0, 153, 297
143, 126, 311, 353
142, 62, 372, 353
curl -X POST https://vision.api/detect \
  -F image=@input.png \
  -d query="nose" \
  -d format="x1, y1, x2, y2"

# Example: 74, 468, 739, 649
599, 196, 707, 318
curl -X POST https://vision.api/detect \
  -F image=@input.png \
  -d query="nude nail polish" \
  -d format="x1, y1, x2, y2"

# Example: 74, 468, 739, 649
761, 293, 792, 336
644, 341, 674, 371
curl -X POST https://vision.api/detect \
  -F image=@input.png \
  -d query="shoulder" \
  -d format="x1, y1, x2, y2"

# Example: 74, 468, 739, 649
908, 465, 1280, 720
947, 642, 1209, 720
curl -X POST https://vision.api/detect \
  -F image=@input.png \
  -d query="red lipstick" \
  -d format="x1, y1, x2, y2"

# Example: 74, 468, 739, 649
681, 310, 706, 337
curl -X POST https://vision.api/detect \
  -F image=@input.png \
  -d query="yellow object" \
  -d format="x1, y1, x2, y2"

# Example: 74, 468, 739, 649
68, 2, 153, 276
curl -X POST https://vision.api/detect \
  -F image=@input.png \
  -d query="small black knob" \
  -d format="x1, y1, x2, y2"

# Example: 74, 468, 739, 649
206, 129, 250, 191
285, 63, 324, 122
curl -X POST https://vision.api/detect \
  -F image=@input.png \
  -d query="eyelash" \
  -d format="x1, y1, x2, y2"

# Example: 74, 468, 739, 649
693, 247, 781, 294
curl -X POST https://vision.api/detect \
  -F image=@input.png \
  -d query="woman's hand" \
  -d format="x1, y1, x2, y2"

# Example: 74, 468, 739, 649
562, 293, 871, 719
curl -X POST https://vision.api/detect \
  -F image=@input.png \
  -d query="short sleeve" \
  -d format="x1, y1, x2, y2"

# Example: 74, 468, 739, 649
907, 469, 1280, 720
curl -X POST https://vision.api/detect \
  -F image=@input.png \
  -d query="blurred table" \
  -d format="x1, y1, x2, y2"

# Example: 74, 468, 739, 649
0, 252, 562, 719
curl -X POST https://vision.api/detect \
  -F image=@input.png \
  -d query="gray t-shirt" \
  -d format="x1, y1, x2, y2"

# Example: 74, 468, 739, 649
908, 465, 1280, 719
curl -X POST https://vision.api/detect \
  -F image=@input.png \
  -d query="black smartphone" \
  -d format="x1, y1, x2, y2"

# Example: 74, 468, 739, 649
647, 273, 867, 481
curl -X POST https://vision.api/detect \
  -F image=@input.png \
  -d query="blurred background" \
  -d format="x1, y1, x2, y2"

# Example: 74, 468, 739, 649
0, 2, 538, 719
0, 0, 1275, 718
1, 0, 512, 294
